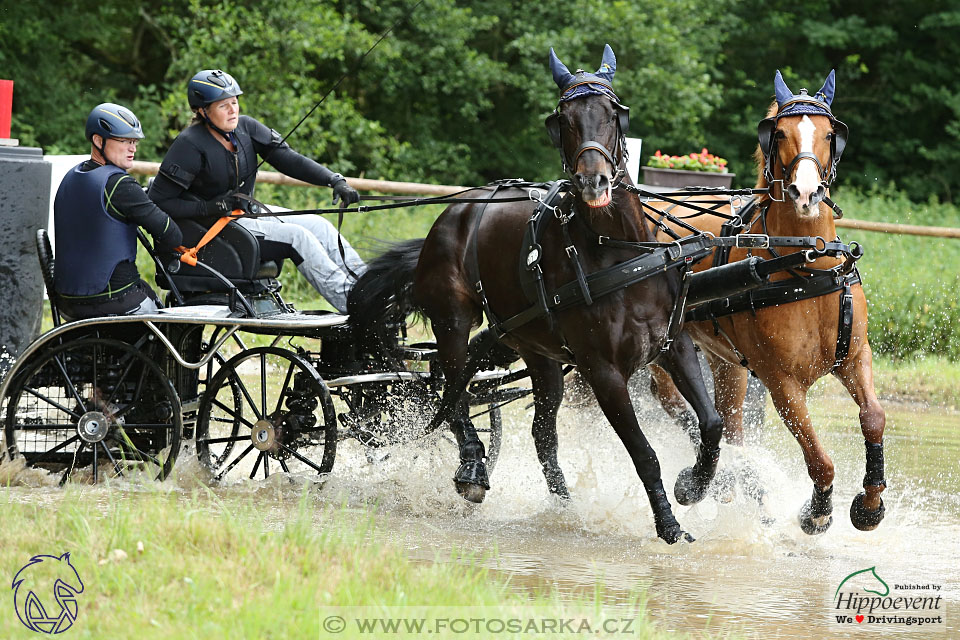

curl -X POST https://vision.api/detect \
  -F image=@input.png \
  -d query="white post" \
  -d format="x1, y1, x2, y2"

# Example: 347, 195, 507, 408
625, 137, 643, 183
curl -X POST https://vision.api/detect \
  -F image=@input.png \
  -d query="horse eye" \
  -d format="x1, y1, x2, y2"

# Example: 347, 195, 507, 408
774, 130, 786, 140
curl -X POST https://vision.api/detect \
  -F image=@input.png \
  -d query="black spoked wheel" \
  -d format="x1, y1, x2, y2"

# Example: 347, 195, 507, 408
4, 337, 182, 484
196, 347, 336, 481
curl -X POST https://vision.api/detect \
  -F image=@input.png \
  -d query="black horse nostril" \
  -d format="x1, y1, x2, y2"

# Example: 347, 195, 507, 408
574, 174, 588, 189
786, 184, 801, 202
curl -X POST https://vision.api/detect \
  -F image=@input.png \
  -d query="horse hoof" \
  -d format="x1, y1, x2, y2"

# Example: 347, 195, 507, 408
799, 499, 833, 535
657, 520, 695, 544
674, 467, 708, 506
455, 481, 487, 504
850, 492, 885, 531
549, 484, 571, 500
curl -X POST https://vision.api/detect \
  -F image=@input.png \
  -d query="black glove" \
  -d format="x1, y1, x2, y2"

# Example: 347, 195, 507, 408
331, 178, 359, 207
205, 194, 241, 216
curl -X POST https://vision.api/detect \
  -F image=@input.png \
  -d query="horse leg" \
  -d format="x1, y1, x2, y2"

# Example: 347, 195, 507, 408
654, 334, 723, 506
578, 361, 693, 544
432, 317, 489, 503
835, 345, 887, 531
707, 356, 768, 506
648, 364, 700, 444
521, 351, 569, 498
766, 376, 836, 534
706, 356, 749, 446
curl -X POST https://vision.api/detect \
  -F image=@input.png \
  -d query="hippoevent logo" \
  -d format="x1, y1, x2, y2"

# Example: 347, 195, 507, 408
833, 566, 945, 629
11, 553, 84, 634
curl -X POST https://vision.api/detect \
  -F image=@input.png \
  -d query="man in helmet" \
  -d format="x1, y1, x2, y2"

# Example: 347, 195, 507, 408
148, 69, 365, 313
53, 103, 182, 319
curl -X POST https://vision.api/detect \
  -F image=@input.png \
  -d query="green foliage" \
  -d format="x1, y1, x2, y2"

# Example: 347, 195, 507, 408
702, 0, 960, 202
834, 186, 960, 359
3, 0, 730, 186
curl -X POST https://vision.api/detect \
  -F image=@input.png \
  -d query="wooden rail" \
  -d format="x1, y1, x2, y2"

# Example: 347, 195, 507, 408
835, 217, 960, 239
129, 161, 960, 239
129, 161, 464, 197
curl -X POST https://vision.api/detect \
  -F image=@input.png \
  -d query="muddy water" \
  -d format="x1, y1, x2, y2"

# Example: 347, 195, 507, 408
309, 379, 960, 639
2, 377, 957, 639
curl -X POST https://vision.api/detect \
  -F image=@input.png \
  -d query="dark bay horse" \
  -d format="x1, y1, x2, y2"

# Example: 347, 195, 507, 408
647, 70, 886, 534
348, 45, 723, 544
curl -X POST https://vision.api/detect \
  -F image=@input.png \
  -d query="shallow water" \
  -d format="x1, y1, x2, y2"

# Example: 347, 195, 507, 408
309, 383, 960, 639
3, 380, 957, 639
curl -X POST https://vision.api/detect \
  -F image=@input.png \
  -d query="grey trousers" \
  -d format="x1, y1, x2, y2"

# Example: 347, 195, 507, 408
236, 214, 366, 313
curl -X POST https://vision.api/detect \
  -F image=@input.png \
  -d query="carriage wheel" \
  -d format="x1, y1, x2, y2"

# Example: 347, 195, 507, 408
196, 347, 337, 481
4, 337, 181, 484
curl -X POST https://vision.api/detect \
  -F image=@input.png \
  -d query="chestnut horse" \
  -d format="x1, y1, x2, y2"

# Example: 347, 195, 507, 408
348, 45, 723, 544
648, 70, 886, 534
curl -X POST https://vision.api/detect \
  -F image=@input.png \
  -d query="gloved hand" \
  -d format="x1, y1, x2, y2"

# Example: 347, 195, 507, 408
331, 178, 359, 207
205, 194, 241, 216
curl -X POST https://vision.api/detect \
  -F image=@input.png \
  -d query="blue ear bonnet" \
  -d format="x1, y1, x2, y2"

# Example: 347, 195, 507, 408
550, 44, 621, 103
558, 75, 621, 104
774, 69, 836, 118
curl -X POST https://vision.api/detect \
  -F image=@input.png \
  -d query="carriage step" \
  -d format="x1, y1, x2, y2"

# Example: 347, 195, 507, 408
326, 371, 423, 387
395, 345, 438, 361
325, 368, 516, 388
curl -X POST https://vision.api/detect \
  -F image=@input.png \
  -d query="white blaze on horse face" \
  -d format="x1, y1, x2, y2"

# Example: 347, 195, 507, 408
792, 116, 823, 214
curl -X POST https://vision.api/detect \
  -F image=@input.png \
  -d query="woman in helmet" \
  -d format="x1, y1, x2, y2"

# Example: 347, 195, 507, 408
148, 69, 365, 313
53, 103, 182, 319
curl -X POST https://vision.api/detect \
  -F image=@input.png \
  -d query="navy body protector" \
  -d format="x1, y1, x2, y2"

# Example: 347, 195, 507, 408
54, 163, 136, 297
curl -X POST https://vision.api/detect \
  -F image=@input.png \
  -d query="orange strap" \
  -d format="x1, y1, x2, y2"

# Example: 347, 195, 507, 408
175, 209, 244, 266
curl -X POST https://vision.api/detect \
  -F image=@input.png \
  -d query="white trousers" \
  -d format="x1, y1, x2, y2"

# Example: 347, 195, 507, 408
236, 215, 366, 313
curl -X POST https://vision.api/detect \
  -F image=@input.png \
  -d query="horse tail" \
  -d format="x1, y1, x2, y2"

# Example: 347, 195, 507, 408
347, 238, 425, 353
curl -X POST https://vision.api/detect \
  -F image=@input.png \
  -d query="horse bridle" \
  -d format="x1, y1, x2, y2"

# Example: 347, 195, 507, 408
757, 95, 848, 200
545, 78, 630, 183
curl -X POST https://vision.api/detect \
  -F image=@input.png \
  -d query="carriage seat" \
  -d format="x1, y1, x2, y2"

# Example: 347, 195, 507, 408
155, 217, 283, 295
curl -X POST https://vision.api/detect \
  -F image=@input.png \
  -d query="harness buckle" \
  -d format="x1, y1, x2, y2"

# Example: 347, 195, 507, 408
565, 245, 578, 258
735, 234, 770, 249
475, 281, 483, 294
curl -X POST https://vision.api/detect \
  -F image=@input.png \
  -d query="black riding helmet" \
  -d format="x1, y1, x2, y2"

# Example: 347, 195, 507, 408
85, 103, 144, 143
188, 69, 243, 109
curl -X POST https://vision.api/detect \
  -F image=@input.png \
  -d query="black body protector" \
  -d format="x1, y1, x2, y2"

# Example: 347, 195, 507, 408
150, 115, 338, 217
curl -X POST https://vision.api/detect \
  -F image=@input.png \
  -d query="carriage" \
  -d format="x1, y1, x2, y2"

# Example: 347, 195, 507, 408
1, 47, 886, 544
0, 221, 521, 486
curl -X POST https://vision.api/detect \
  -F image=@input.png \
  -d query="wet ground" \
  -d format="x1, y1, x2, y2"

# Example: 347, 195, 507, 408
3, 375, 957, 638
306, 377, 960, 639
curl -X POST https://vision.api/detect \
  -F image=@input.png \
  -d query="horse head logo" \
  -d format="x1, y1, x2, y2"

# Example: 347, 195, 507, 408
11, 552, 84, 634
835, 566, 889, 599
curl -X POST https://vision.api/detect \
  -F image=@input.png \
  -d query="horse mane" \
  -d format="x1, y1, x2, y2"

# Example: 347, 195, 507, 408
753, 100, 780, 192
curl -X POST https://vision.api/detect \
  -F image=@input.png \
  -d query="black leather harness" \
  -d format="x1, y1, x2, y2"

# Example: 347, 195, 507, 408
684, 198, 862, 370
469, 180, 713, 355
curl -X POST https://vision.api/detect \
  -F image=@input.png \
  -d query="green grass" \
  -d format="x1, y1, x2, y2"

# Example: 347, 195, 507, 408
832, 185, 960, 359
872, 354, 960, 409
0, 487, 686, 640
